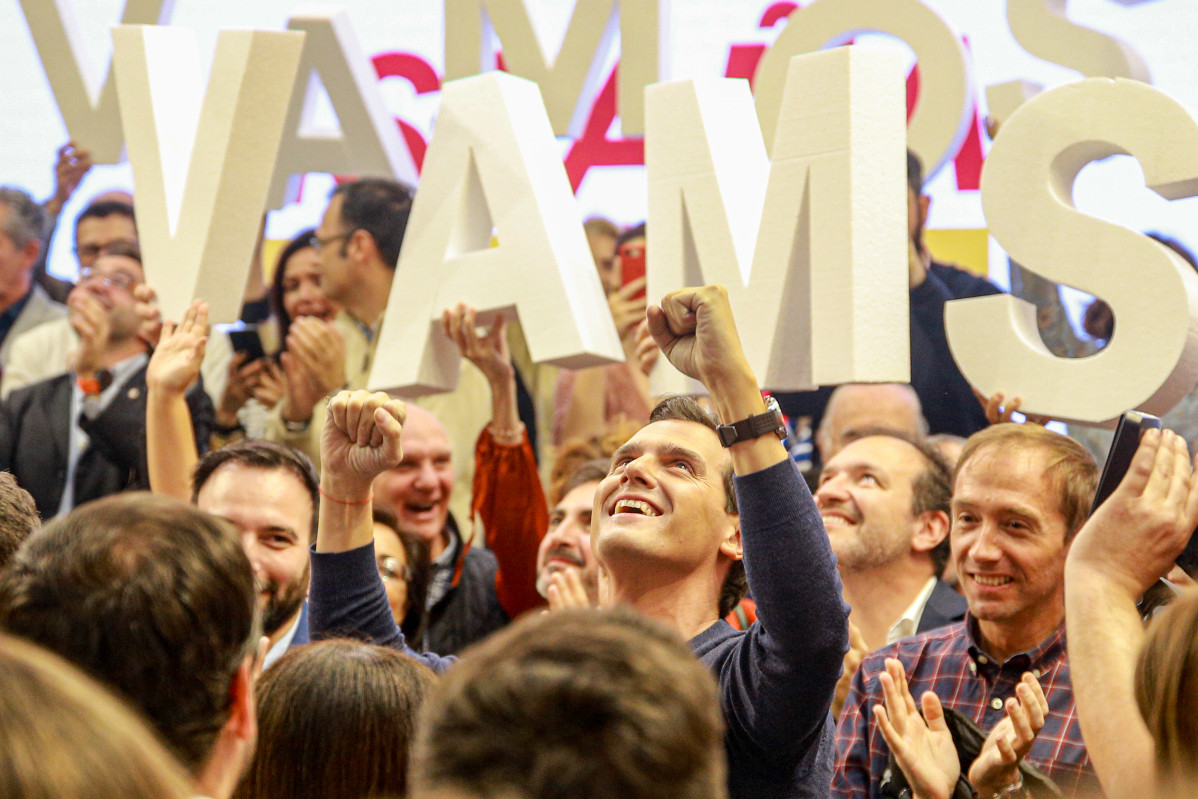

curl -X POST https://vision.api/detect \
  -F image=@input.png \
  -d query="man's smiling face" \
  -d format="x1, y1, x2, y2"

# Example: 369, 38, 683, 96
373, 406, 455, 547
593, 419, 739, 578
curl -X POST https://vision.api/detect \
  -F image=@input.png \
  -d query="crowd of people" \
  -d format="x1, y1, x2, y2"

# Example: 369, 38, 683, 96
0, 139, 1196, 799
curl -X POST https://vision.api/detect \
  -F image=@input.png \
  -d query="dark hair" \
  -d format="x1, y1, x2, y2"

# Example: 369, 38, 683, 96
0, 471, 39, 569
268, 228, 316, 346
412, 607, 725, 799
552, 457, 610, 506
373, 507, 431, 646
617, 221, 646, 248
74, 200, 136, 237
192, 440, 319, 542
0, 186, 47, 248
331, 178, 415, 269
907, 149, 924, 197
647, 396, 746, 618
236, 639, 437, 799
0, 493, 258, 774
848, 430, 954, 575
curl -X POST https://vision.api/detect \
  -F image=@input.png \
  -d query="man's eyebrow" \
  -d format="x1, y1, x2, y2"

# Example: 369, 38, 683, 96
657, 442, 705, 467
611, 443, 641, 463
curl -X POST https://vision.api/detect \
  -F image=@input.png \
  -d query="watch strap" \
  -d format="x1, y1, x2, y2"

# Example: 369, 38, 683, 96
717, 396, 786, 447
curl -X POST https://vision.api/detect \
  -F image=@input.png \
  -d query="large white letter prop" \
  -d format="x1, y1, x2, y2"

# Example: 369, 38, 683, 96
112, 26, 304, 322
268, 5, 418, 208
753, 0, 970, 179
948, 79, 1198, 425
444, 0, 664, 136
17, 0, 173, 162
987, 0, 1150, 125
647, 47, 909, 397
368, 72, 623, 397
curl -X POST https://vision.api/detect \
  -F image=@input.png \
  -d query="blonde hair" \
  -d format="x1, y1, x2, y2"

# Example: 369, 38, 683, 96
1136, 588, 1198, 791
956, 423, 1097, 540
0, 632, 194, 799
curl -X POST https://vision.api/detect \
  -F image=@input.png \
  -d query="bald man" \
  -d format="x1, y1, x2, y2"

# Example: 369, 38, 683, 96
815, 383, 928, 465
372, 404, 543, 654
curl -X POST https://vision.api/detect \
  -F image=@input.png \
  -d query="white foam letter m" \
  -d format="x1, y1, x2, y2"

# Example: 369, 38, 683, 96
646, 47, 910, 395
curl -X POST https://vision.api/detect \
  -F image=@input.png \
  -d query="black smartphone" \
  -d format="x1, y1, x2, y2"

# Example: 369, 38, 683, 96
227, 326, 266, 364
1091, 410, 1162, 515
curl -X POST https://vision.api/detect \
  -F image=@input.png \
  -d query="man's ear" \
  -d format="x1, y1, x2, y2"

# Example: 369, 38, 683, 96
910, 509, 949, 555
227, 653, 257, 745
919, 194, 931, 228
19, 238, 40, 269
718, 517, 743, 562
346, 227, 377, 266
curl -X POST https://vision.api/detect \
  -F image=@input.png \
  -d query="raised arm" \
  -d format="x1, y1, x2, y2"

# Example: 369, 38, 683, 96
310, 389, 454, 673
145, 301, 208, 501
1065, 428, 1198, 799
443, 304, 546, 616
648, 284, 849, 755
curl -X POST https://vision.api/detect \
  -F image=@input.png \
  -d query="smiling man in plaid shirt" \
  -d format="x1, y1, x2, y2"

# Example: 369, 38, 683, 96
833, 423, 1102, 798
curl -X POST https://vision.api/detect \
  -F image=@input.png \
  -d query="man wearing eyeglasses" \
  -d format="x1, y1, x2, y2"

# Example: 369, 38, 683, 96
263, 177, 493, 530
0, 245, 213, 518
1, 198, 233, 406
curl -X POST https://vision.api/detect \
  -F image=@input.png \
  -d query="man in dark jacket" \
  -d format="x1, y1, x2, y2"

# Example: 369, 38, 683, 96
0, 247, 211, 518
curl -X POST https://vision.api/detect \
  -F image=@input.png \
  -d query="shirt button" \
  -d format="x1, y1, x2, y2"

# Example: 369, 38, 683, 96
1033, 669, 1042, 678
990, 698, 1005, 711
977, 655, 989, 665
969, 661, 977, 674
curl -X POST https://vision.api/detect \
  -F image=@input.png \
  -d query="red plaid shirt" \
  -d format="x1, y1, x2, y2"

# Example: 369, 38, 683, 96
832, 617, 1100, 797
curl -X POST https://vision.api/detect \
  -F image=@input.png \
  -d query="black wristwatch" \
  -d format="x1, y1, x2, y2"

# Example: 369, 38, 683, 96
716, 395, 786, 447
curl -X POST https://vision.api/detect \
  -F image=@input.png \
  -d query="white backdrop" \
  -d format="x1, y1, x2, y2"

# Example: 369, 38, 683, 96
2, 0, 1197, 289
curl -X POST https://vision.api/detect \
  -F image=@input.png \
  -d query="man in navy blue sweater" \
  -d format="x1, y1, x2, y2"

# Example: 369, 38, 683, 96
309, 284, 849, 797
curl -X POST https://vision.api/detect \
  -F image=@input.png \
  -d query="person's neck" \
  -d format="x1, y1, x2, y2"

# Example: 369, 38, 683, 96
975, 600, 1065, 664
605, 563, 723, 641
347, 265, 393, 329
0, 274, 32, 314
194, 737, 249, 799
265, 607, 301, 652
94, 337, 149, 371
428, 528, 450, 561
840, 558, 935, 651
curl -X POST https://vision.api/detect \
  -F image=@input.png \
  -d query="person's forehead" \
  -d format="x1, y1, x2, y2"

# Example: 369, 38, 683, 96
556, 481, 600, 513
833, 389, 918, 428
76, 213, 136, 241
622, 419, 727, 466
954, 445, 1060, 515
197, 463, 314, 526
401, 408, 452, 454
827, 436, 921, 483
320, 193, 345, 231
372, 522, 405, 556
283, 248, 319, 279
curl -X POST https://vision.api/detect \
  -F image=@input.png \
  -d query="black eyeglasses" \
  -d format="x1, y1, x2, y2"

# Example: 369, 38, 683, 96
309, 230, 354, 254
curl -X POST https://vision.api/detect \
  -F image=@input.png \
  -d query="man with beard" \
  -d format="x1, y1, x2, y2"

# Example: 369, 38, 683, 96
0, 245, 212, 518
815, 433, 965, 717
193, 440, 316, 667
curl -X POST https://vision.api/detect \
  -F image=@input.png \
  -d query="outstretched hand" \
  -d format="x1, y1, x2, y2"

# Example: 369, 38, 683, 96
1067, 427, 1198, 600
873, 658, 959, 799
441, 303, 512, 386
646, 284, 751, 390
968, 672, 1048, 796
975, 389, 1051, 427
147, 300, 209, 395
321, 390, 407, 499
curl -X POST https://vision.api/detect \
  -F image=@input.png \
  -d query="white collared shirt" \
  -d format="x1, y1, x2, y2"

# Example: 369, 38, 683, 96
262, 608, 303, 670
886, 576, 939, 644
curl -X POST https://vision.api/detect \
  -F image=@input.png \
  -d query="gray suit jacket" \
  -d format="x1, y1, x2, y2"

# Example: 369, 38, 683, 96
0, 284, 66, 367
